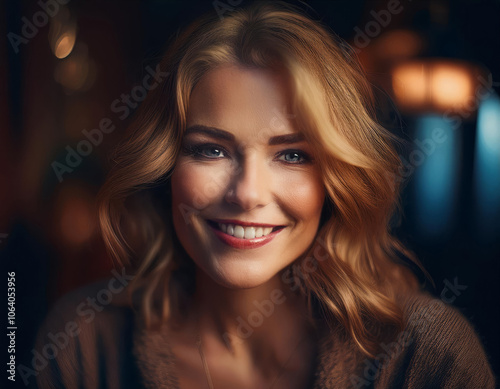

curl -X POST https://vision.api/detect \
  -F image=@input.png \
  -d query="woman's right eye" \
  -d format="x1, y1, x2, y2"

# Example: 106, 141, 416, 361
199, 146, 225, 158
183, 144, 227, 159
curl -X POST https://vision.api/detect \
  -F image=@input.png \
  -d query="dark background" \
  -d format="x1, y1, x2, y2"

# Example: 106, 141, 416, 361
1, 0, 499, 387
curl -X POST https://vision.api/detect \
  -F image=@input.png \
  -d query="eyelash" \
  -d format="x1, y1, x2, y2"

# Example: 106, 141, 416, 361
182, 143, 312, 165
276, 149, 312, 164
182, 143, 228, 159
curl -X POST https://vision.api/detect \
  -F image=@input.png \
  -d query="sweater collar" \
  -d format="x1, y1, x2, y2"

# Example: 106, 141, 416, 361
132, 314, 367, 389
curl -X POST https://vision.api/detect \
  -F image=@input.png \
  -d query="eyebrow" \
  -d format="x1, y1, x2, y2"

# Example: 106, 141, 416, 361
184, 124, 305, 145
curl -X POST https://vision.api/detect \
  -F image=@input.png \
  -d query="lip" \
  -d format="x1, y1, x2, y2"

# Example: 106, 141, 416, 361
210, 219, 281, 228
206, 220, 285, 249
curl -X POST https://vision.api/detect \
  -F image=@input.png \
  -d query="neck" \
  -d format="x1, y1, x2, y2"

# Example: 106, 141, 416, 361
189, 266, 315, 363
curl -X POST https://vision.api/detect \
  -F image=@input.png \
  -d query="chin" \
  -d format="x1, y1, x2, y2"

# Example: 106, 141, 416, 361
200, 256, 282, 290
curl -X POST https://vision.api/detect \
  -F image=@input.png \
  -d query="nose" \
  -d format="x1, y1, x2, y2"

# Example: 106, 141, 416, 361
224, 153, 271, 211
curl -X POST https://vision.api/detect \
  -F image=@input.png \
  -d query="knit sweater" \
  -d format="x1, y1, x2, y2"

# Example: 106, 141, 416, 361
32, 279, 496, 389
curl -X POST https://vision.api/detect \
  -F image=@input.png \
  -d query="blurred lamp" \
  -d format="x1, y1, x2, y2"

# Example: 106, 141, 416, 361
412, 115, 460, 238
53, 30, 77, 59
48, 5, 77, 59
392, 60, 479, 114
474, 92, 500, 238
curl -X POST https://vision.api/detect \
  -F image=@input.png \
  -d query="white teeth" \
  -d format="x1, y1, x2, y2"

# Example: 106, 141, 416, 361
234, 225, 245, 239
217, 223, 277, 239
244, 227, 255, 239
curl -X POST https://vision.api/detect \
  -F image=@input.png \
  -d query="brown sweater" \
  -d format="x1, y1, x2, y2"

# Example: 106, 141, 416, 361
32, 279, 496, 389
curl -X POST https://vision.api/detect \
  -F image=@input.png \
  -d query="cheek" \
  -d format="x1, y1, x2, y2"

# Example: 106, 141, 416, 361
171, 160, 230, 212
277, 169, 325, 226
170, 161, 229, 260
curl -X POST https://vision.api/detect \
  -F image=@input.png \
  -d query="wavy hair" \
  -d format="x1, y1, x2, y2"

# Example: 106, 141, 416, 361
97, 0, 428, 357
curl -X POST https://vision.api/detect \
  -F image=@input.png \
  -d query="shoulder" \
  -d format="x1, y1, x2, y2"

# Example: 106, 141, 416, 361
30, 275, 139, 389
38, 275, 135, 340
400, 291, 489, 353
374, 290, 496, 388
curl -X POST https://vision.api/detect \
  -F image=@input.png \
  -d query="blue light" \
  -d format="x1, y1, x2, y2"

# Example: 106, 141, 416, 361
474, 92, 500, 234
413, 115, 460, 237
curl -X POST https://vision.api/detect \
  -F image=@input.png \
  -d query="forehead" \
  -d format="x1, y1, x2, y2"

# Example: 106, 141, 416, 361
187, 64, 297, 137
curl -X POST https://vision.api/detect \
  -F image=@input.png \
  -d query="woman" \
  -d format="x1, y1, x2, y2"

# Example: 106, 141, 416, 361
35, 1, 495, 388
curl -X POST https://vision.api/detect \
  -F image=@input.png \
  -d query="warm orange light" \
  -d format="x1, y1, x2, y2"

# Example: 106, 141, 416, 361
430, 64, 473, 110
375, 30, 424, 61
54, 31, 76, 59
48, 6, 77, 59
54, 42, 97, 92
392, 62, 427, 108
59, 195, 94, 246
391, 60, 478, 113
54, 56, 88, 90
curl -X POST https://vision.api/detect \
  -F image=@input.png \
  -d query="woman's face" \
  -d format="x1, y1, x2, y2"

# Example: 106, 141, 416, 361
171, 64, 325, 289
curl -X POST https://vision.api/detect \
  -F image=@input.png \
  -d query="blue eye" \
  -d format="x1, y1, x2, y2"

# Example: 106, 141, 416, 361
182, 143, 227, 159
199, 146, 225, 158
277, 150, 310, 164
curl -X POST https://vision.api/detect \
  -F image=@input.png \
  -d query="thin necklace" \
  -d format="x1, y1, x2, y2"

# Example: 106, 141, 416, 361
195, 318, 306, 389
195, 332, 215, 389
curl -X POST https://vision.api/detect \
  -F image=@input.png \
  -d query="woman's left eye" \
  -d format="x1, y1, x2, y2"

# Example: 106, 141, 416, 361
276, 150, 311, 164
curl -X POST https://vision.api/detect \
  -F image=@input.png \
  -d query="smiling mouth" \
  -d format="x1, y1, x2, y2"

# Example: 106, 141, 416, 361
206, 220, 285, 240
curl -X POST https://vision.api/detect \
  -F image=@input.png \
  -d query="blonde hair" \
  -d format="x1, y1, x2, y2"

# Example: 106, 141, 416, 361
98, 0, 427, 357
